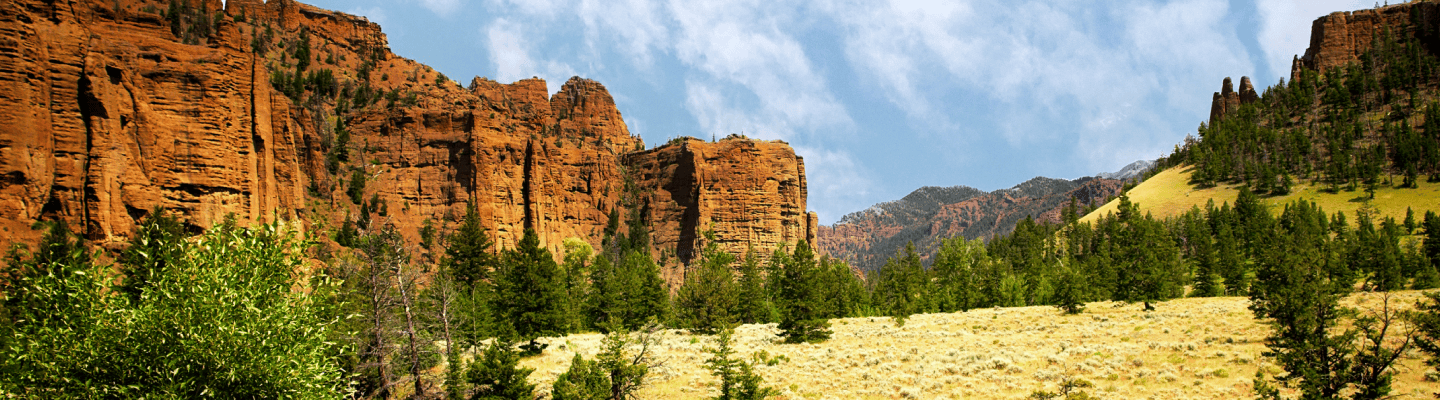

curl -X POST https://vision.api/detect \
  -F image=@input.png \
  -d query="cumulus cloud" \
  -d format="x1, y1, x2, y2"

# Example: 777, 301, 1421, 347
1257, 0, 1371, 81
827, 0, 1251, 171
577, 0, 670, 69
485, 19, 577, 94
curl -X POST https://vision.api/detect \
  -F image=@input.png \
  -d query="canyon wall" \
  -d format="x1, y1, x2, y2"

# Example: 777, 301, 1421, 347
0, 0, 815, 268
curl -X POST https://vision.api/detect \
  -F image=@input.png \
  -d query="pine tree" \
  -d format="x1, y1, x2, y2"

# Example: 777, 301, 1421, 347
735, 246, 777, 324
445, 202, 497, 287
494, 229, 570, 352
775, 241, 832, 343
676, 231, 740, 334
874, 243, 927, 324
551, 352, 608, 400
468, 339, 536, 400
561, 238, 595, 331
703, 328, 781, 400
1051, 259, 1087, 314
931, 236, 986, 312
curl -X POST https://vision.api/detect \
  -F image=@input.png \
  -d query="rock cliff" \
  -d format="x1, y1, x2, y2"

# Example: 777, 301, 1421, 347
1292, 2, 1440, 81
0, 0, 814, 269
1208, 76, 1258, 126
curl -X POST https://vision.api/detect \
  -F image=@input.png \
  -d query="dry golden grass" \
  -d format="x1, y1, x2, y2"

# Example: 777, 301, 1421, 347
1082, 165, 1440, 224
516, 291, 1438, 400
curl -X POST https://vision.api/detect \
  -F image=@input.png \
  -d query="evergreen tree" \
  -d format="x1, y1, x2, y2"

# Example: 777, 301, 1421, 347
445, 202, 497, 287
775, 241, 832, 343
494, 229, 570, 352
676, 231, 740, 334
1051, 259, 1087, 314
873, 242, 927, 324
931, 236, 986, 312
552, 353, 608, 400
467, 339, 535, 400
735, 246, 777, 324
820, 256, 868, 318
703, 328, 781, 400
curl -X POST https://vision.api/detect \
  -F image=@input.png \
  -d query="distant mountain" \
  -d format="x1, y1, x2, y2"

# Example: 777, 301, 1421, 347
816, 176, 1123, 272
1096, 159, 1156, 181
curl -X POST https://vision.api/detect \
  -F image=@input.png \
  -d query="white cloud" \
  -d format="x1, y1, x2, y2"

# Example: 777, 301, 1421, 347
485, 19, 576, 94
1257, 0, 1371, 82
669, 0, 853, 141
828, 0, 1250, 170
792, 146, 875, 224
577, 0, 669, 69
416, 0, 461, 15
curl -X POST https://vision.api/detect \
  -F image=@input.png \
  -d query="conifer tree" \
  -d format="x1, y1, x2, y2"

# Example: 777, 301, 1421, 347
703, 328, 781, 400
468, 339, 535, 400
931, 236, 985, 312
494, 229, 570, 352
775, 241, 832, 343
676, 231, 740, 334
735, 246, 777, 324
874, 242, 927, 323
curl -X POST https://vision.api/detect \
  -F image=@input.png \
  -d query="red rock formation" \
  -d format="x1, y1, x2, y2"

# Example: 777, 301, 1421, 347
625, 137, 815, 269
1209, 76, 1258, 126
0, 0, 815, 271
1292, 2, 1440, 81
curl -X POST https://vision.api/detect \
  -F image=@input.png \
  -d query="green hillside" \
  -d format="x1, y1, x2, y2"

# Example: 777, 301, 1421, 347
1082, 165, 1440, 225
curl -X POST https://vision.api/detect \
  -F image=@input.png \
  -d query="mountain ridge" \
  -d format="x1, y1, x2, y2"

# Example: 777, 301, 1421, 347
816, 165, 1139, 271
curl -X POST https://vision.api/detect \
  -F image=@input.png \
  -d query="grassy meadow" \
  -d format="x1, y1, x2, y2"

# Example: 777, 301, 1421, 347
489, 291, 1438, 400
1082, 166, 1440, 224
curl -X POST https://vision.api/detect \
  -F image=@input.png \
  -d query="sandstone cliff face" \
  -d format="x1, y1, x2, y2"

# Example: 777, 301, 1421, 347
1292, 2, 1440, 81
0, 0, 814, 268
625, 137, 816, 267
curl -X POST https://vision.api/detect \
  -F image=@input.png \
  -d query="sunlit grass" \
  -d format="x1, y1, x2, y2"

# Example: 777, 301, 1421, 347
1082, 165, 1440, 224
517, 291, 1437, 399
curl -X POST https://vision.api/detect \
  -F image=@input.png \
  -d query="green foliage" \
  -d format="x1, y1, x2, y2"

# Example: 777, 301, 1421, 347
1415, 291, 1440, 397
552, 353, 608, 400
118, 207, 187, 302
774, 241, 832, 343
347, 168, 366, 205
676, 230, 740, 334
703, 328, 781, 400
1250, 201, 1417, 399
735, 247, 778, 324
495, 229, 570, 350
0, 220, 345, 398
873, 242, 928, 324
589, 250, 669, 332
931, 236, 989, 313
467, 339, 535, 400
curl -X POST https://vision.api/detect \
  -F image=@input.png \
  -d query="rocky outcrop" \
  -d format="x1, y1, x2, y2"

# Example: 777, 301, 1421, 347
1208, 76, 1258, 126
0, 0, 815, 269
1291, 2, 1440, 81
625, 137, 815, 268
816, 177, 1122, 272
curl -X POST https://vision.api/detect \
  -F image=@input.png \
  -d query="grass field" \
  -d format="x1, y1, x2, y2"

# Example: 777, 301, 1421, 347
1081, 166, 1440, 225
505, 291, 1438, 400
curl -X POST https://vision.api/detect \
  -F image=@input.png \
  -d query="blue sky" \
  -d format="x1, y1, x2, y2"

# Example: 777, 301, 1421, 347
298, 0, 1370, 224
